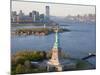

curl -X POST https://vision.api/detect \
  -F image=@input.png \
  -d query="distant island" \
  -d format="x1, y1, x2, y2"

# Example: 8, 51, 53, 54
12, 27, 70, 36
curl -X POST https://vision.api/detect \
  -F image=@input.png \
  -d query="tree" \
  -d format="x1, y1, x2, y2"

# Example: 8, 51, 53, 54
24, 60, 31, 68
46, 51, 52, 59
15, 64, 25, 74
15, 56, 26, 64
41, 51, 47, 59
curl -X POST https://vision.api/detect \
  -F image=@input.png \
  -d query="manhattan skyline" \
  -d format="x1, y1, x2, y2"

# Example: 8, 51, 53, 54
12, 1, 95, 17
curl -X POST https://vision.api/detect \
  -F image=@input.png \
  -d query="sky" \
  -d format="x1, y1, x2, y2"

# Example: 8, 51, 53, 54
12, 1, 95, 17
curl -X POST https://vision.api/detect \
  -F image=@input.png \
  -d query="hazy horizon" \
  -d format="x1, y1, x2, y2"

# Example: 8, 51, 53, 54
12, 1, 95, 17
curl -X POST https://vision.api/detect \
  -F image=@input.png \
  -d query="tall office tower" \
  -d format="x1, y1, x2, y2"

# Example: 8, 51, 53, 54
45, 6, 50, 22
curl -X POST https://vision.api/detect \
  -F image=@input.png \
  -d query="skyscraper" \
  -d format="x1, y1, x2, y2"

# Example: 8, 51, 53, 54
45, 6, 50, 22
